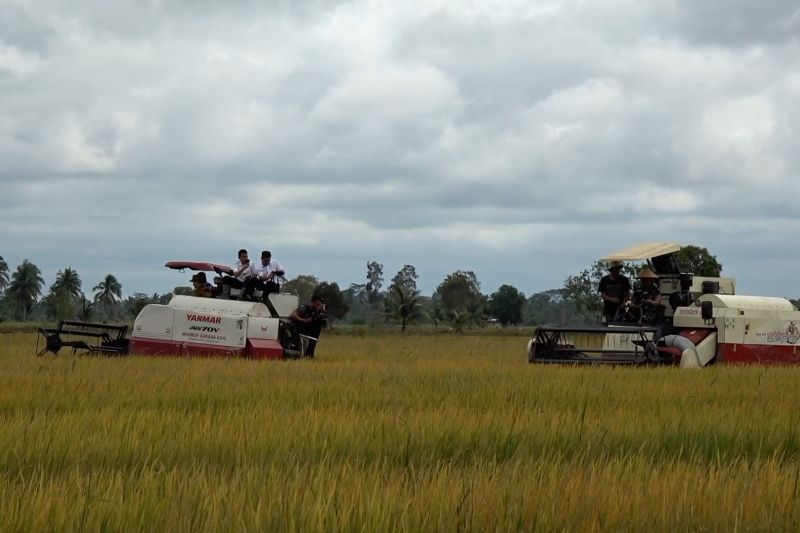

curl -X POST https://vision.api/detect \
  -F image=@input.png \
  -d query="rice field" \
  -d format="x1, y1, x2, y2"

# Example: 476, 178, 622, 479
2, 331, 800, 531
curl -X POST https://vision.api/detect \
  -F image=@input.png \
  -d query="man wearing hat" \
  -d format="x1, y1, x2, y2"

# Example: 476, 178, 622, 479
598, 260, 631, 323
625, 267, 662, 323
635, 267, 661, 307
191, 272, 215, 298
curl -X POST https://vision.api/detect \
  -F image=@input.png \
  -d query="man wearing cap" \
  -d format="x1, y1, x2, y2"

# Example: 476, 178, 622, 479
241, 250, 285, 302
191, 272, 215, 298
598, 260, 631, 323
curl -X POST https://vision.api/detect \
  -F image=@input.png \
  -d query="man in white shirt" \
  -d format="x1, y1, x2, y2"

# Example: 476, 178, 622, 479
220, 249, 255, 299
242, 250, 285, 301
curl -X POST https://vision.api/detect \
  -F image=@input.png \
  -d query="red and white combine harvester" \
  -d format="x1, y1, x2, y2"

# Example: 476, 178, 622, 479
527, 242, 800, 367
37, 261, 317, 360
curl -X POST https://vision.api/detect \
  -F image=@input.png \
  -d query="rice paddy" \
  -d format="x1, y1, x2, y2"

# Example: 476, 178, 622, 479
2, 332, 800, 531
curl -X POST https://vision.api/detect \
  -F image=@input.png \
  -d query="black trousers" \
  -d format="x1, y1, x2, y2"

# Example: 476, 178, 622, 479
220, 277, 245, 289
242, 278, 280, 299
292, 321, 322, 357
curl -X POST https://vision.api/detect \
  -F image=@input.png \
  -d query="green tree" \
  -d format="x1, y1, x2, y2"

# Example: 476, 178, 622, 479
341, 283, 370, 325
76, 292, 94, 321
313, 282, 349, 323
125, 292, 153, 318
523, 289, 584, 325
389, 265, 418, 293
385, 286, 426, 332
435, 270, 485, 314
434, 270, 487, 329
487, 284, 526, 326
6, 259, 45, 321
365, 261, 384, 301
449, 309, 471, 333
675, 245, 722, 276
365, 261, 384, 326
44, 267, 83, 320
93, 274, 122, 317
0, 255, 8, 294
173, 286, 193, 296
53, 267, 82, 299
282, 275, 319, 304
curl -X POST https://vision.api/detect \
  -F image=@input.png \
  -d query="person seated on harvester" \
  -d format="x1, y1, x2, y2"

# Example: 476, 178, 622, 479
625, 267, 663, 322
191, 272, 216, 298
632, 267, 661, 307
219, 248, 255, 299
241, 250, 285, 302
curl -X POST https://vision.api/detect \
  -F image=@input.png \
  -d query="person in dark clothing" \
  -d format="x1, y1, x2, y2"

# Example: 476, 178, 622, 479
598, 261, 631, 323
634, 267, 661, 307
289, 295, 326, 358
625, 267, 662, 323
191, 272, 216, 298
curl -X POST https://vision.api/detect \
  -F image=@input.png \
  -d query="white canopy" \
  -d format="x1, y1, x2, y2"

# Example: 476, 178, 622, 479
602, 242, 681, 261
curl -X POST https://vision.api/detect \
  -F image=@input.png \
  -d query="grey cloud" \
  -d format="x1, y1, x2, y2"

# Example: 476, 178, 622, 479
0, 4, 52, 53
670, 0, 800, 47
2, 0, 800, 299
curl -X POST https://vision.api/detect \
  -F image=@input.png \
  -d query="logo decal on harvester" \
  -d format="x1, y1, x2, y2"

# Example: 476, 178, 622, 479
186, 313, 222, 324
757, 321, 800, 345
189, 325, 220, 333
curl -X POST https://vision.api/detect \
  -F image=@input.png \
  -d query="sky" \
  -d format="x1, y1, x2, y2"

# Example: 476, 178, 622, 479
1, 0, 799, 299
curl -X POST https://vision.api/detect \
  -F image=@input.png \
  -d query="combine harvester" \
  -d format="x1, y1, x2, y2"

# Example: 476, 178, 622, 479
38, 261, 315, 360
527, 242, 800, 367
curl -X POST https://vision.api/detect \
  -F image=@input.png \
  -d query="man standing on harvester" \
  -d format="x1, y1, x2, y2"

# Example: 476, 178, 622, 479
599, 260, 630, 323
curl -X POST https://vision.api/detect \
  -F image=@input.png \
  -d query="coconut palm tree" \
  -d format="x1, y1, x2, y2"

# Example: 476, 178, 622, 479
53, 267, 82, 299
93, 274, 122, 317
0, 255, 9, 294
6, 259, 44, 321
385, 286, 426, 332
46, 267, 84, 320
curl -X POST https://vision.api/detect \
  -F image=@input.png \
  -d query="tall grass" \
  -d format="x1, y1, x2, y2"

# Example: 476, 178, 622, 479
2, 333, 800, 531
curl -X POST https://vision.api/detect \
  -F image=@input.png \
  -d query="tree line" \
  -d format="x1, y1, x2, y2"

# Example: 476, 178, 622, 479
3, 247, 796, 328
0, 256, 153, 323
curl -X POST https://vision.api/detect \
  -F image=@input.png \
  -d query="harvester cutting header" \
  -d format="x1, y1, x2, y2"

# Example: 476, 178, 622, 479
527, 242, 800, 367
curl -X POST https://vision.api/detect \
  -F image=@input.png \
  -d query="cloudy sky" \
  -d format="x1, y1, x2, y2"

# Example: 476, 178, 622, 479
2, 0, 799, 299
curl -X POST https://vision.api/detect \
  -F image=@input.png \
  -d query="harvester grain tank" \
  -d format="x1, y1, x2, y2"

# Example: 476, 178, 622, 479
527, 242, 800, 367
130, 294, 300, 359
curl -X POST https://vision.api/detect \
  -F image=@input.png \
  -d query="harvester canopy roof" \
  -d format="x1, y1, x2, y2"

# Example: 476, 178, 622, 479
602, 242, 681, 261
165, 260, 234, 275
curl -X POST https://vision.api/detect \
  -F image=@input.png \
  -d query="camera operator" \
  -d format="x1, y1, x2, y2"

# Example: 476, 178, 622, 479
289, 295, 326, 358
